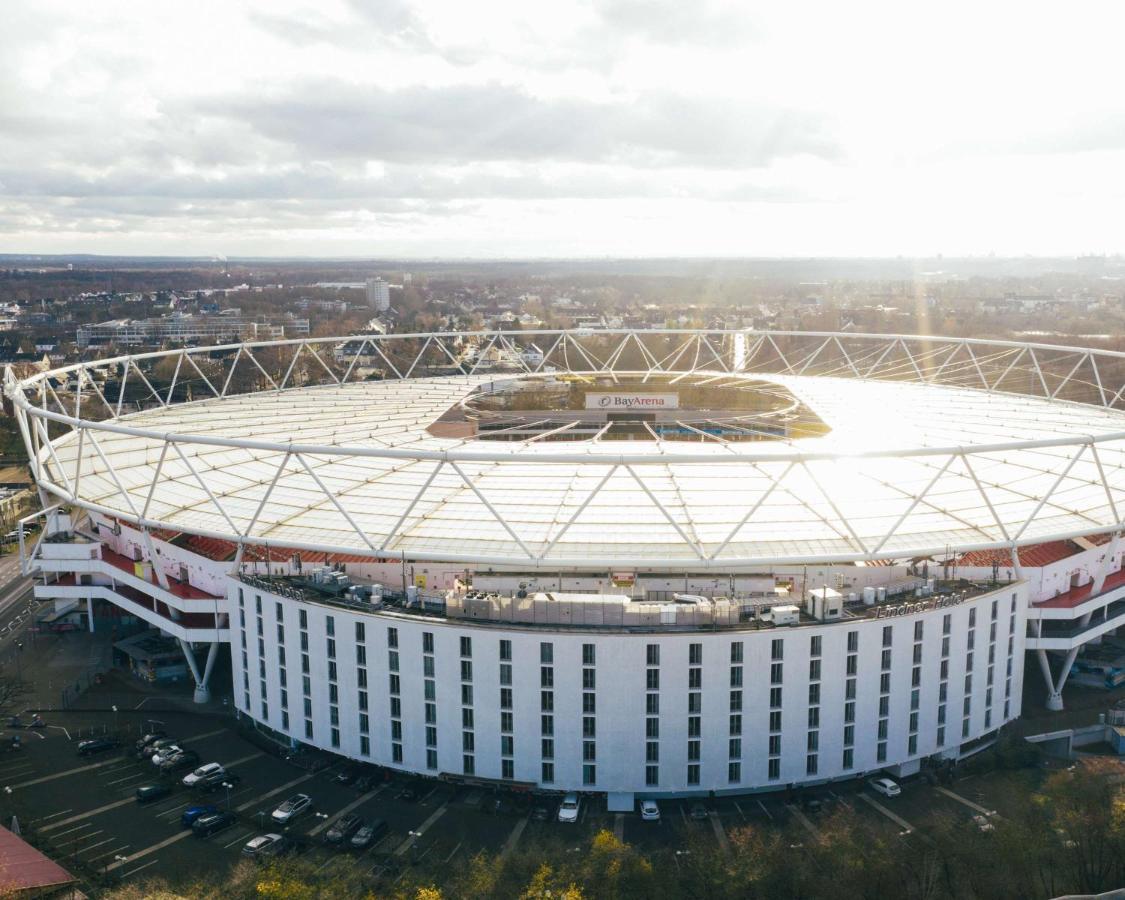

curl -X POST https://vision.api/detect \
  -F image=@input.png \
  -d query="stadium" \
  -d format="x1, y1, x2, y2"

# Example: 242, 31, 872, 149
7, 329, 1125, 804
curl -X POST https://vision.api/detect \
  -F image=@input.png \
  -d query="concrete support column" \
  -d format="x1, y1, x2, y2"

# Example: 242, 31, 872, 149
1037, 650, 1064, 711
86, 596, 94, 633
1037, 647, 1080, 711
178, 639, 219, 704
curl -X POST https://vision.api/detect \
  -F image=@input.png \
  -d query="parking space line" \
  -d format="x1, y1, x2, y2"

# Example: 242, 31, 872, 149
709, 811, 732, 854
786, 805, 820, 838
105, 829, 194, 872
221, 829, 253, 849
394, 803, 449, 856
88, 844, 129, 862
57, 829, 103, 848
222, 751, 264, 769
733, 800, 747, 822
308, 788, 381, 836
30, 809, 72, 824
40, 796, 135, 832
105, 772, 146, 787
442, 840, 463, 863
858, 793, 915, 833
120, 859, 161, 880
756, 799, 773, 821
933, 786, 995, 816
235, 771, 317, 814
155, 802, 192, 819
500, 815, 530, 862
10, 757, 123, 790
76, 837, 115, 855
51, 823, 95, 839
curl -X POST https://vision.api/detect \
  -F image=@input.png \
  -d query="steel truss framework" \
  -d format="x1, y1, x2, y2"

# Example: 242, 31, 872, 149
10, 329, 1125, 571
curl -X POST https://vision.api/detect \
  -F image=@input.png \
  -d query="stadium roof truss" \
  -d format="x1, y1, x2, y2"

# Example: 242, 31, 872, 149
9, 329, 1125, 570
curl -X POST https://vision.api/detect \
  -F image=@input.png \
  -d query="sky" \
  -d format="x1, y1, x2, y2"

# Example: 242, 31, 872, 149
2, 1, 1125, 258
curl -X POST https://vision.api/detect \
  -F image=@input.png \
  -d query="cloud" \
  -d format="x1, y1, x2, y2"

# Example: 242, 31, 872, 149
195, 80, 838, 168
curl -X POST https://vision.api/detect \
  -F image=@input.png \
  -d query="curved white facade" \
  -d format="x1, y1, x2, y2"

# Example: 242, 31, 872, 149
233, 580, 1025, 795
17, 329, 1125, 799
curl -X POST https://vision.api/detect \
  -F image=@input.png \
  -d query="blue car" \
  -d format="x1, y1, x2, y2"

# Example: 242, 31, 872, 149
181, 804, 219, 828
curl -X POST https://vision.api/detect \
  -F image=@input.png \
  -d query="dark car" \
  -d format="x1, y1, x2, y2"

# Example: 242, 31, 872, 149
159, 749, 201, 774
350, 819, 388, 850
77, 738, 119, 757
325, 813, 364, 846
354, 775, 377, 792
333, 767, 361, 786
181, 804, 219, 827
530, 802, 550, 822
193, 811, 238, 837
396, 781, 423, 802
135, 784, 172, 804
134, 731, 167, 752
200, 771, 242, 793
801, 795, 826, 815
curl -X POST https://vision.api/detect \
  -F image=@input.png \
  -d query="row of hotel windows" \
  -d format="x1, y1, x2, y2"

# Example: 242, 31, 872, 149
236, 591, 1019, 785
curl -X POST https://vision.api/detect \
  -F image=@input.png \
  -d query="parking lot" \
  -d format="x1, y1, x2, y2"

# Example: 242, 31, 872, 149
0, 684, 1054, 892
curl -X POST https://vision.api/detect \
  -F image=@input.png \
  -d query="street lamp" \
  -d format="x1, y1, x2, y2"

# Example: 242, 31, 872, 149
222, 781, 233, 811
111, 705, 118, 734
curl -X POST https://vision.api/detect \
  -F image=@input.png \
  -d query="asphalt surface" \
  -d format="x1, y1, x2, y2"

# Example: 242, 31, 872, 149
0, 546, 1051, 891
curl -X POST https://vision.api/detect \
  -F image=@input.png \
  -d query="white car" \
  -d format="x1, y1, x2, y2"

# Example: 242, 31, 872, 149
868, 776, 902, 797
640, 799, 660, 822
557, 793, 580, 823
271, 793, 313, 825
183, 762, 225, 788
151, 744, 183, 766
972, 814, 995, 832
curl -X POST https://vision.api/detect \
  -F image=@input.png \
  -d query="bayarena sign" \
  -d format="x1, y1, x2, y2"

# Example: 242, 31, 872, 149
586, 392, 679, 410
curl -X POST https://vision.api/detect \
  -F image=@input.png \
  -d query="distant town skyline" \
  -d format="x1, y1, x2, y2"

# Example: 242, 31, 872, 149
3, 1, 1125, 258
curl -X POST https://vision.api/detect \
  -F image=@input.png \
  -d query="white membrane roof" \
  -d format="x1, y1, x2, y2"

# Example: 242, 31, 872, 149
33, 372, 1125, 567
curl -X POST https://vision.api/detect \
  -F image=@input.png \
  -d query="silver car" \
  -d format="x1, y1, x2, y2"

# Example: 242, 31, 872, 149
271, 793, 313, 825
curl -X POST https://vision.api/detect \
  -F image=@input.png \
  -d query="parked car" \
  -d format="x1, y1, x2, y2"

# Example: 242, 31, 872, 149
77, 738, 119, 757
200, 772, 241, 793
135, 784, 171, 804
183, 762, 225, 788
689, 802, 710, 820
271, 793, 313, 825
640, 800, 661, 822
972, 814, 995, 832
868, 777, 902, 798
350, 820, 388, 850
135, 731, 167, 752
324, 813, 364, 846
141, 738, 178, 759
159, 750, 200, 774
242, 833, 293, 859
557, 793, 580, 823
193, 811, 237, 837
151, 744, 184, 766
333, 767, 361, 786
354, 775, 377, 792
395, 781, 423, 802
531, 802, 550, 822
181, 804, 219, 827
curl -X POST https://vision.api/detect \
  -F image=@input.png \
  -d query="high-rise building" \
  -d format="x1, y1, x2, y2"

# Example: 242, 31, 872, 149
365, 277, 390, 311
